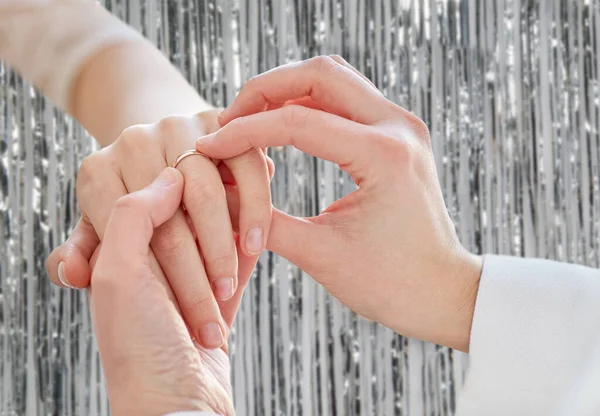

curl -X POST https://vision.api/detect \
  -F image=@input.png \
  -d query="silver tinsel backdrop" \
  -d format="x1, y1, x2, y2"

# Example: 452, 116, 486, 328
1, 0, 599, 415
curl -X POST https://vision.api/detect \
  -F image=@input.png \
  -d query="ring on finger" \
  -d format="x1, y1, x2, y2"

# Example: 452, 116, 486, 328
172, 149, 212, 169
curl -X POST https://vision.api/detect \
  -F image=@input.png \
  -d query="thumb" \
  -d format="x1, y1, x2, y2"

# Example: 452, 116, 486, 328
267, 208, 330, 273
97, 167, 184, 267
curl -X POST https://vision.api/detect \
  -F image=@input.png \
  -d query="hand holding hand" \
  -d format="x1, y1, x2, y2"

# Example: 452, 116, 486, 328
197, 56, 483, 351
90, 168, 237, 416
47, 110, 273, 348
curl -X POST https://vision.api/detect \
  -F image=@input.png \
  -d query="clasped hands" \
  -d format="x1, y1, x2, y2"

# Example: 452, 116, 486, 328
46, 56, 483, 416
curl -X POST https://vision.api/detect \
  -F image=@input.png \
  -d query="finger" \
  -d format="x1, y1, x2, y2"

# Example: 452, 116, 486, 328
267, 54, 378, 113
218, 154, 274, 184
197, 106, 376, 180
221, 148, 271, 256
100, 168, 183, 259
91, 170, 199, 369
177, 154, 239, 304
267, 96, 324, 112
46, 215, 99, 289
152, 208, 228, 348
197, 107, 224, 134
116, 136, 228, 348
218, 55, 394, 125
77, 154, 192, 334
98, 169, 228, 348
77, 151, 129, 241
218, 236, 259, 328
328, 54, 378, 90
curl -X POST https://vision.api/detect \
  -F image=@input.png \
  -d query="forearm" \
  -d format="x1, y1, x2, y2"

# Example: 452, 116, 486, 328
0, 0, 212, 147
72, 41, 212, 146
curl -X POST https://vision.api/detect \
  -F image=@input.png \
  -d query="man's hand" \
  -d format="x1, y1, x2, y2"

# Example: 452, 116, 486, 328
197, 56, 483, 352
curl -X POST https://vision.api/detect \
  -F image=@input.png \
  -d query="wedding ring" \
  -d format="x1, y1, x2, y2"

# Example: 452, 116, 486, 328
172, 149, 211, 169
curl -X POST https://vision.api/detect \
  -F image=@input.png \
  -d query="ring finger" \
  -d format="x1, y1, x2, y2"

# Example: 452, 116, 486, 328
116, 126, 229, 349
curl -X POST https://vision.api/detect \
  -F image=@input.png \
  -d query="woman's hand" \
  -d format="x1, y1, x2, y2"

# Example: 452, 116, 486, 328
196, 56, 484, 352
90, 167, 238, 416
47, 110, 273, 349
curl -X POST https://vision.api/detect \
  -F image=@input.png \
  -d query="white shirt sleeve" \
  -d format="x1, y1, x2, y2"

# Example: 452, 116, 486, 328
0, 0, 146, 111
457, 255, 600, 416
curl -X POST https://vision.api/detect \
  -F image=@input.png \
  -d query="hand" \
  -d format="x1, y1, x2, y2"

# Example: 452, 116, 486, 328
196, 56, 484, 352
47, 109, 273, 348
90, 167, 238, 416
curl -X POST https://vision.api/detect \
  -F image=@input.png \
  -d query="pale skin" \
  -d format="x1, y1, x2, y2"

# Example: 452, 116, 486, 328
60, 56, 484, 416
90, 167, 236, 416
196, 55, 484, 352
45, 41, 274, 348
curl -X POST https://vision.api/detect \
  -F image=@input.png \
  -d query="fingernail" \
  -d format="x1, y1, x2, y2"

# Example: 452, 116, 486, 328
198, 323, 224, 349
213, 277, 235, 301
154, 167, 178, 187
57, 261, 75, 289
245, 227, 263, 255
196, 133, 215, 148
217, 110, 226, 126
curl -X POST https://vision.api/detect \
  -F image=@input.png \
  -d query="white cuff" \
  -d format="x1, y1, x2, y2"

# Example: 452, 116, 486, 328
457, 255, 600, 415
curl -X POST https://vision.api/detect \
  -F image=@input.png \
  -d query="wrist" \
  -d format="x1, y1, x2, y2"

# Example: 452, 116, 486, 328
110, 391, 227, 416
436, 248, 483, 352
107, 368, 233, 416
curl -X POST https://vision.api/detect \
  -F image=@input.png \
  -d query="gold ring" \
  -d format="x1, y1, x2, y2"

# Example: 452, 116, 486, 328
172, 149, 211, 169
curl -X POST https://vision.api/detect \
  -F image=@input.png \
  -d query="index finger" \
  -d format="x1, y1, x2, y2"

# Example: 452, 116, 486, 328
218, 55, 396, 126
197, 106, 375, 181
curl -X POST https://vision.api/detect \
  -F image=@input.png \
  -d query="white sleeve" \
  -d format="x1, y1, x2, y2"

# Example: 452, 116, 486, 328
457, 255, 600, 416
0, 0, 146, 111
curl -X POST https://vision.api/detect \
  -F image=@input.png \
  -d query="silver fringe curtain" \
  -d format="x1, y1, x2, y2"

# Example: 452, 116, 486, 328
1, 0, 599, 415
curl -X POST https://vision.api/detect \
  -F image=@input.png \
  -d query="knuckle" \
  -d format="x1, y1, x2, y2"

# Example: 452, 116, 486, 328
157, 114, 188, 133
204, 252, 236, 277
183, 294, 218, 315
374, 132, 412, 163
78, 152, 105, 182
116, 124, 152, 152
77, 151, 110, 200
245, 74, 260, 89
155, 237, 188, 259
309, 55, 337, 71
228, 147, 265, 173
328, 54, 349, 68
409, 115, 431, 144
185, 175, 222, 204
248, 204, 273, 227
242, 75, 265, 101
196, 109, 222, 134
152, 226, 189, 259
241, 196, 272, 225
283, 105, 312, 129
393, 108, 431, 144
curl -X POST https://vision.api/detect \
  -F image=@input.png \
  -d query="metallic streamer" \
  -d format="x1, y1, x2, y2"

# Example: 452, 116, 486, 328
1, 0, 599, 415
